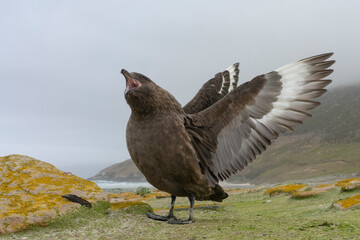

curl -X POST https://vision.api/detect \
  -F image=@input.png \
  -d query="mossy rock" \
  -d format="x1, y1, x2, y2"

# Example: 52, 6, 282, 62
0, 155, 108, 234
313, 183, 336, 191
291, 190, 326, 199
111, 201, 152, 214
333, 195, 360, 210
335, 178, 360, 191
265, 184, 308, 196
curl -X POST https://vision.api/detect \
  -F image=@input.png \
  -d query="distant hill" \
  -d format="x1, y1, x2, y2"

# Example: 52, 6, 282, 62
90, 84, 360, 184
288, 84, 360, 143
227, 134, 360, 184
88, 159, 145, 182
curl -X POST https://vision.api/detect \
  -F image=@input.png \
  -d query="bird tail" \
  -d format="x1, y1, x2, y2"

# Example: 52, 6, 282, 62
210, 184, 228, 202
62, 194, 92, 208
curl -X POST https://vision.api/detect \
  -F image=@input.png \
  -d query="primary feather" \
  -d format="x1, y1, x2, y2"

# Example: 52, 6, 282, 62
183, 63, 239, 114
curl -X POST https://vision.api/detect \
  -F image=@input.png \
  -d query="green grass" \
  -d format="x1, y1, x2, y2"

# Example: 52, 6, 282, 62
4, 188, 360, 239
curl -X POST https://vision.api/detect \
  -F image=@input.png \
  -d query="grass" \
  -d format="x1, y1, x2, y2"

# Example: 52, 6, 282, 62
3, 187, 360, 239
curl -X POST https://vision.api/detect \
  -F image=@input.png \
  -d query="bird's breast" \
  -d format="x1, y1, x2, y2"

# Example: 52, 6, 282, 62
126, 112, 204, 192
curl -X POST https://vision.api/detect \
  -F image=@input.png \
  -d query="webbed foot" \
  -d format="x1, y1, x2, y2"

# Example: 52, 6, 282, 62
146, 193, 195, 224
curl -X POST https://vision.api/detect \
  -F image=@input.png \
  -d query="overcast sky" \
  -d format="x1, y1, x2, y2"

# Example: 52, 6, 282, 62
1, 0, 359, 178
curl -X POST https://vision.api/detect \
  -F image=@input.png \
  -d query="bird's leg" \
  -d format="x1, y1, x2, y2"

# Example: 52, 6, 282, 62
146, 195, 177, 221
167, 194, 177, 219
168, 193, 195, 224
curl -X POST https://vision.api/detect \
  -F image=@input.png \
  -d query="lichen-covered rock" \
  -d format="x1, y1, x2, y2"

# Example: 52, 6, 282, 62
333, 195, 360, 210
313, 183, 336, 191
108, 192, 143, 203
291, 189, 326, 198
265, 184, 308, 196
0, 154, 108, 234
108, 190, 170, 204
142, 191, 170, 200
335, 178, 360, 191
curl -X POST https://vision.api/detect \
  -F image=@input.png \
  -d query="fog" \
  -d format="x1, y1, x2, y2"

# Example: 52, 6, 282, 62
1, 0, 359, 178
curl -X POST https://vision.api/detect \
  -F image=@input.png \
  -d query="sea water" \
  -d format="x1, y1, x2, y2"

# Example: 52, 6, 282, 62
92, 180, 153, 190
92, 180, 251, 190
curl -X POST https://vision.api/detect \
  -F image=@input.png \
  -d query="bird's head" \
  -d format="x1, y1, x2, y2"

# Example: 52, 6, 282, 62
121, 69, 181, 115
121, 69, 153, 94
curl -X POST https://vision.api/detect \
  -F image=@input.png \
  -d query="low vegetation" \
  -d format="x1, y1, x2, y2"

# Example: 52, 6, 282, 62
136, 187, 151, 197
4, 186, 360, 239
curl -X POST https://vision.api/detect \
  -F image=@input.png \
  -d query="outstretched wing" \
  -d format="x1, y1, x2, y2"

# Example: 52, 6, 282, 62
183, 63, 239, 114
185, 53, 335, 185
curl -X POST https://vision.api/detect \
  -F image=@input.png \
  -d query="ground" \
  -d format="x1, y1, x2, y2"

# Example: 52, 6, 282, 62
3, 186, 360, 240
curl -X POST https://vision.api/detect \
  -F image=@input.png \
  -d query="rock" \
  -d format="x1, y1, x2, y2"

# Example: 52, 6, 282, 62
0, 155, 108, 234
108, 190, 170, 204
143, 191, 170, 200
333, 195, 360, 210
108, 192, 143, 203
291, 189, 326, 198
0, 214, 26, 234
335, 178, 360, 191
265, 184, 308, 196
312, 183, 336, 191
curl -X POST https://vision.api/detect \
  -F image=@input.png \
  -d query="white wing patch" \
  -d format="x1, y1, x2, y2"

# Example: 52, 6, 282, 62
226, 63, 240, 92
218, 63, 240, 94
256, 55, 334, 134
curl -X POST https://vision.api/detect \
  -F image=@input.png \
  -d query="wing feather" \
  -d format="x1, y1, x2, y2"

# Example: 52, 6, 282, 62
183, 63, 239, 114
186, 53, 335, 185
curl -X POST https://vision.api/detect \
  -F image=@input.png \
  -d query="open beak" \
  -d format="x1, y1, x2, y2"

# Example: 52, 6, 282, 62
121, 69, 141, 94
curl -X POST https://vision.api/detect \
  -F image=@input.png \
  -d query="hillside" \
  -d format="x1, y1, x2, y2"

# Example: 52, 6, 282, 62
289, 84, 360, 142
88, 159, 145, 182
90, 84, 360, 184
228, 135, 360, 184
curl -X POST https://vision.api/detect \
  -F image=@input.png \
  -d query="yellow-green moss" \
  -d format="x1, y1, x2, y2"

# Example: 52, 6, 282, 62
108, 192, 142, 200
313, 183, 336, 191
291, 190, 326, 199
265, 184, 308, 196
335, 178, 360, 191
108, 191, 170, 204
333, 195, 360, 210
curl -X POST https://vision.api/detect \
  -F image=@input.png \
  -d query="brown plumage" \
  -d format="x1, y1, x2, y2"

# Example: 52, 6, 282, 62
121, 53, 335, 224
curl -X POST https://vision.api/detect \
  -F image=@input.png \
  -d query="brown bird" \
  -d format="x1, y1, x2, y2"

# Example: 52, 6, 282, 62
121, 53, 335, 224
